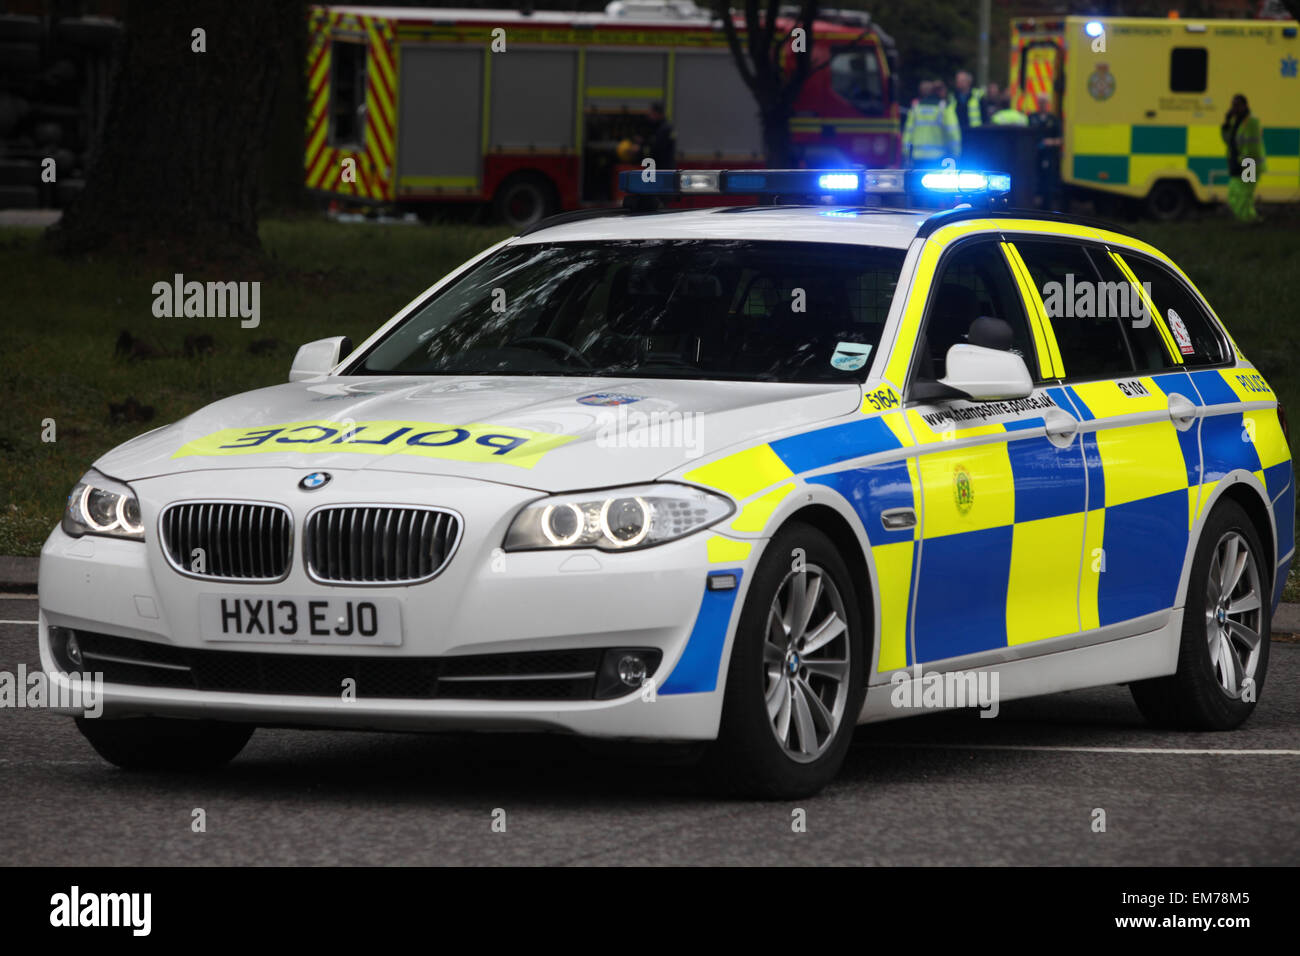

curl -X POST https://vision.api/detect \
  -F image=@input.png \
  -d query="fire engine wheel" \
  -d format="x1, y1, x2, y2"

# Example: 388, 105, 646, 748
1144, 179, 1192, 221
493, 173, 558, 230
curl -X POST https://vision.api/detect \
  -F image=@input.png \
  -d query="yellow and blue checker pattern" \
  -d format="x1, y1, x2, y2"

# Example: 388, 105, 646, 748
1066, 374, 1201, 630
671, 366, 1291, 686
908, 385, 1088, 662
1189, 368, 1294, 608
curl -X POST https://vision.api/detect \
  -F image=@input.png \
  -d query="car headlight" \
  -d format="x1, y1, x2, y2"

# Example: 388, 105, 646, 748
503, 483, 733, 552
62, 469, 145, 541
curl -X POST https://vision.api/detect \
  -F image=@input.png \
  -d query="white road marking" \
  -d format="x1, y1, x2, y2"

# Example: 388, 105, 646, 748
867, 742, 1300, 756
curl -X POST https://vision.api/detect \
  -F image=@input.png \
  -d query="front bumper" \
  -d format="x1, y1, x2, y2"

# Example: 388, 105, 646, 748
38, 467, 754, 740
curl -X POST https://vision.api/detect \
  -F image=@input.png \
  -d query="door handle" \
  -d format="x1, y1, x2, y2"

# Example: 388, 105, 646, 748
1168, 393, 1198, 431
1043, 408, 1079, 448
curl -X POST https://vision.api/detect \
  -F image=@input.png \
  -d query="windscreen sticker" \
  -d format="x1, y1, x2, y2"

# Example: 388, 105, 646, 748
171, 420, 576, 469
1167, 308, 1196, 356
831, 342, 873, 371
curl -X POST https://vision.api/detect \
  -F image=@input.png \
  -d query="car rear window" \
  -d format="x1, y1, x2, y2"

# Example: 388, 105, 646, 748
1116, 253, 1228, 367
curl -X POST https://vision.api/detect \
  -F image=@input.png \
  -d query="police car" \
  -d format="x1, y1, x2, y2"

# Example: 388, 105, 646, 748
39, 169, 1293, 798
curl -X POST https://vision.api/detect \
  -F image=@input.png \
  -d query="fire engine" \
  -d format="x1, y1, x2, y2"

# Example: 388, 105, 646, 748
305, 2, 899, 226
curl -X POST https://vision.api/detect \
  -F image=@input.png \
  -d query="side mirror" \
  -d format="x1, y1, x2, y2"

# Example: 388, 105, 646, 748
940, 343, 1033, 401
289, 336, 352, 383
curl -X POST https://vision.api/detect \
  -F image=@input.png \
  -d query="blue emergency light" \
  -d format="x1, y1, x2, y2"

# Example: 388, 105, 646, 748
919, 170, 1012, 193
617, 168, 1011, 204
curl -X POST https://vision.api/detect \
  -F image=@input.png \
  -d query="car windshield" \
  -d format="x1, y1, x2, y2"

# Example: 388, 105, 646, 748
350, 239, 906, 383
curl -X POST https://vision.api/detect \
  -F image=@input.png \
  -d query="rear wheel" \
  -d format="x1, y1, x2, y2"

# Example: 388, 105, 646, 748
76, 716, 254, 771
1130, 500, 1269, 730
492, 172, 557, 230
711, 523, 865, 798
1144, 179, 1192, 221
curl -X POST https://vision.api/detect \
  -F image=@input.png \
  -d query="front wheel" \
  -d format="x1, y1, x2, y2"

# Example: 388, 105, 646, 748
711, 523, 866, 798
1130, 500, 1270, 729
76, 715, 254, 771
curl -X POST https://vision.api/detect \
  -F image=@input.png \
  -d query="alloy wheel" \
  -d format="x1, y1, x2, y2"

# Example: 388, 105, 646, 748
762, 564, 852, 762
1204, 530, 1263, 699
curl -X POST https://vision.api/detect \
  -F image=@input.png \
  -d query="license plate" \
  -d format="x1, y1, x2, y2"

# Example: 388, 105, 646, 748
198, 595, 402, 645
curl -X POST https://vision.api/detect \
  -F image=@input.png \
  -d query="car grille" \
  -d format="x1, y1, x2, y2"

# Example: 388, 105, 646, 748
68, 631, 601, 700
160, 502, 293, 581
305, 506, 460, 584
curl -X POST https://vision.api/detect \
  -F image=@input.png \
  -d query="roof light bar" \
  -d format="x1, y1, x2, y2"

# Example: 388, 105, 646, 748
919, 170, 1012, 193
618, 168, 1011, 203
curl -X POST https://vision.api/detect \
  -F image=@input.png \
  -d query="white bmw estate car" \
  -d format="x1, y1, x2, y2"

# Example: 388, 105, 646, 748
40, 170, 1293, 797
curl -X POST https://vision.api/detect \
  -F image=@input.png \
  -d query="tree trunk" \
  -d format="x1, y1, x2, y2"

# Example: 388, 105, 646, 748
761, 104, 795, 168
54, 0, 303, 259
260, 1, 309, 214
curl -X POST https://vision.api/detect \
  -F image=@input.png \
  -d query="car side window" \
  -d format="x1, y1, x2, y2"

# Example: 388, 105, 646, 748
1117, 253, 1228, 367
1013, 239, 1135, 381
917, 240, 1037, 381
1086, 248, 1178, 374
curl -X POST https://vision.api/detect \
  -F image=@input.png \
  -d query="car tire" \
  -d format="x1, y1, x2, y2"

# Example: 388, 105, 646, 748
710, 522, 866, 799
75, 716, 254, 771
1130, 499, 1270, 730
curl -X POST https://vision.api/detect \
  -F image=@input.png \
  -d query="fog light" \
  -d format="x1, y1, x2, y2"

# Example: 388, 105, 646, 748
52, 627, 83, 669
595, 647, 663, 699
618, 654, 648, 686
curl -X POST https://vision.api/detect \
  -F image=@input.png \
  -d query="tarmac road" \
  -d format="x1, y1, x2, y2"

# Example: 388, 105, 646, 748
2, 595, 1297, 866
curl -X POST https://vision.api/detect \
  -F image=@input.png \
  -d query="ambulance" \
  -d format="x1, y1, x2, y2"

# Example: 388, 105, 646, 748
1009, 15, 1300, 218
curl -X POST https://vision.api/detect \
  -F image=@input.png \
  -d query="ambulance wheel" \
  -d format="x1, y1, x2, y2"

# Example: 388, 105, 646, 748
711, 523, 866, 799
1144, 179, 1191, 221
1130, 500, 1269, 730
75, 716, 254, 771
493, 172, 557, 230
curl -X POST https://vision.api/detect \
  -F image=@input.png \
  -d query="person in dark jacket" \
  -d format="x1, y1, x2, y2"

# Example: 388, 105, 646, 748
645, 102, 676, 170
1028, 92, 1062, 209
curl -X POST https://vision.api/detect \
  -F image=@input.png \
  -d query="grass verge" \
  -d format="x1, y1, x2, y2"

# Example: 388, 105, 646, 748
0, 218, 510, 555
